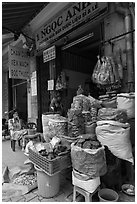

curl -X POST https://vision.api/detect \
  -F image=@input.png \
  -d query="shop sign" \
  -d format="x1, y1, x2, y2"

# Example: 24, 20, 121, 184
36, 2, 108, 50
8, 45, 30, 79
43, 45, 56, 63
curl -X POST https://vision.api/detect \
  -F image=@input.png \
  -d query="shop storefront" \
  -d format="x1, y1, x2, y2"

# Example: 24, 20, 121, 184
2, 2, 135, 201
34, 2, 134, 131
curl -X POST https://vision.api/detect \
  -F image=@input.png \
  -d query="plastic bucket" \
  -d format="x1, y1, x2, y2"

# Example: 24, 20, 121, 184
35, 165, 60, 198
98, 188, 119, 202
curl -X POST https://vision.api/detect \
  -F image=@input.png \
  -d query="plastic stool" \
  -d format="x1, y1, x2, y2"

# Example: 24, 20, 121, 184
73, 185, 100, 202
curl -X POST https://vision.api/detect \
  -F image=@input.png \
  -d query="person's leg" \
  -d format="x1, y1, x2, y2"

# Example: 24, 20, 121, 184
12, 140, 16, 151
11, 140, 13, 149
18, 140, 21, 146
22, 136, 26, 151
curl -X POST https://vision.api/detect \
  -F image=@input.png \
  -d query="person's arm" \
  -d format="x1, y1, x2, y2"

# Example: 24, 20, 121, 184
8, 119, 14, 130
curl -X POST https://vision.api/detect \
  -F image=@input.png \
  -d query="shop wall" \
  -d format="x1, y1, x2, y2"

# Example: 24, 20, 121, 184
64, 69, 90, 111
64, 69, 90, 90
62, 51, 93, 74
104, 3, 134, 92
2, 71, 8, 119
28, 57, 38, 123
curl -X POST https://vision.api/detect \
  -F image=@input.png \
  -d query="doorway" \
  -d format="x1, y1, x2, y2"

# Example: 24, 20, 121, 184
61, 23, 103, 112
36, 55, 50, 131
12, 79, 27, 121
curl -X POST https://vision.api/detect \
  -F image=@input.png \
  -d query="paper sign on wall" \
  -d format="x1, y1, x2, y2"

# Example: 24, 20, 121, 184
31, 71, 37, 96
43, 46, 56, 63
48, 80, 54, 90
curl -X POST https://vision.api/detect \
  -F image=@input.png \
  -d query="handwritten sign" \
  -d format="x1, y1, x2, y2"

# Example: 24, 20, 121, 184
8, 45, 30, 79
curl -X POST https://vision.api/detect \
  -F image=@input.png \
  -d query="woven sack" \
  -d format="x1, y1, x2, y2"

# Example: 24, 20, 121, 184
117, 93, 135, 119
96, 120, 133, 164
71, 143, 107, 178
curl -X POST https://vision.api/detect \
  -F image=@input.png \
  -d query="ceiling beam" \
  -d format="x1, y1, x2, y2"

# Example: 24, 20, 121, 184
2, 39, 14, 48
27, 2, 72, 33
2, 33, 14, 39
2, 3, 47, 11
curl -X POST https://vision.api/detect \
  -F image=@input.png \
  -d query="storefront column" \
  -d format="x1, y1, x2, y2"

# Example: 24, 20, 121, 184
49, 60, 56, 100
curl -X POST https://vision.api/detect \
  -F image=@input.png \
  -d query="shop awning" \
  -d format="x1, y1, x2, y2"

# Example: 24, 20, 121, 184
2, 2, 49, 36
2, 2, 49, 71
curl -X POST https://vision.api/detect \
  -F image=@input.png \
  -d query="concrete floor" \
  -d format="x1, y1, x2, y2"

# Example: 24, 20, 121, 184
2, 137, 27, 172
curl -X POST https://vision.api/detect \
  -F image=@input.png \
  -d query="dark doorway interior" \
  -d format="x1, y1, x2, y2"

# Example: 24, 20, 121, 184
37, 55, 50, 131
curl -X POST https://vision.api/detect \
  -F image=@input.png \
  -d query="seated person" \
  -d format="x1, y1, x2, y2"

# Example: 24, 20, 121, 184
8, 110, 27, 152
50, 91, 64, 115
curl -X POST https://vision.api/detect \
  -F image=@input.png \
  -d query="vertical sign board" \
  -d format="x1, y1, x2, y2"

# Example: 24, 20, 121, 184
8, 45, 30, 79
43, 45, 56, 63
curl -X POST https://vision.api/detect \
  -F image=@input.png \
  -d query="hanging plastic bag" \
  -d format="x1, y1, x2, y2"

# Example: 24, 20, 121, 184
92, 55, 101, 84
96, 120, 133, 164
56, 75, 62, 90
97, 56, 110, 85
56, 71, 67, 90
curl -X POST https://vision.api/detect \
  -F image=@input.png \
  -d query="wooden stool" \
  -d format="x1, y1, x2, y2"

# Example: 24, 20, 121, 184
73, 185, 100, 202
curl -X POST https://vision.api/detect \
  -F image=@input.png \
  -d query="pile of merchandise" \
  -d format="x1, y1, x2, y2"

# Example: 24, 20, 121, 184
67, 109, 85, 137
71, 135, 107, 193
42, 114, 68, 141
71, 137, 107, 179
27, 136, 70, 160
67, 87, 102, 138
13, 174, 37, 186
96, 93, 134, 164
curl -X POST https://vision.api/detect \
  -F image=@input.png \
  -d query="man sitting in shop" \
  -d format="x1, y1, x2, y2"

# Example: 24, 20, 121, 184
8, 110, 27, 152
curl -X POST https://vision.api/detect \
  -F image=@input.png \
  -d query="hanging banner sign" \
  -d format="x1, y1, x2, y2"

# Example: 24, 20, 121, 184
8, 45, 30, 79
36, 2, 108, 50
43, 45, 56, 63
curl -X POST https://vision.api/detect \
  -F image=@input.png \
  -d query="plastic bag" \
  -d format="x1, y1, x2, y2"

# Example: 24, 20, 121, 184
96, 120, 133, 164
92, 55, 101, 84
56, 72, 67, 90
98, 56, 110, 85
92, 56, 121, 86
